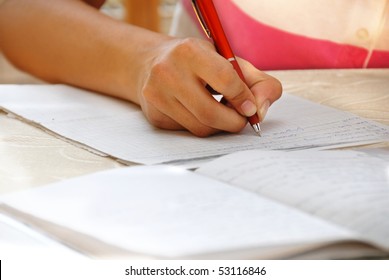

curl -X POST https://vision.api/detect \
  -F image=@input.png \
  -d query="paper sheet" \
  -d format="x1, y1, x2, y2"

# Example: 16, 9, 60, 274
0, 213, 84, 258
0, 85, 388, 165
196, 150, 389, 250
0, 165, 353, 258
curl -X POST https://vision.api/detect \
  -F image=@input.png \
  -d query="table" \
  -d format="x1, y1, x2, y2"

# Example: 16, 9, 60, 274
0, 69, 388, 194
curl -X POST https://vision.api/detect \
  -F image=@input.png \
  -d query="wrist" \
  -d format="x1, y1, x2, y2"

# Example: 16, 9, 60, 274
104, 25, 173, 104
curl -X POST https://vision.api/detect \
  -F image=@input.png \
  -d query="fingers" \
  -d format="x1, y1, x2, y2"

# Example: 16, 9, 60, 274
139, 39, 248, 136
141, 87, 220, 137
138, 37, 282, 136
193, 50, 282, 123
141, 84, 231, 137
174, 80, 248, 134
238, 58, 282, 104
143, 99, 220, 137
190, 44, 258, 118
237, 58, 283, 121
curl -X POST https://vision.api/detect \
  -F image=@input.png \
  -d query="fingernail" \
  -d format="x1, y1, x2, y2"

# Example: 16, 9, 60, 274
240, 100, 257, 117
259, 100, 270, 122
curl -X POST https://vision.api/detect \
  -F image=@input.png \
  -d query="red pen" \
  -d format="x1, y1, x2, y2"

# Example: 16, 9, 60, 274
192, 0, 261, 136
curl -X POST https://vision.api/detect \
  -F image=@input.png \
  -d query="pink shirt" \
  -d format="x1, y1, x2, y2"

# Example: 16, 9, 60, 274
181, 0, 389, 70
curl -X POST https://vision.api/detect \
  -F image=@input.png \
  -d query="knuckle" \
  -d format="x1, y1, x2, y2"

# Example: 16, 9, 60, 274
149, 58, 171, 81
170, 38, 200, 59
195, 107, 220, 127
190, 126, 216, 138
146, 109, 177, 131
273, 78, 283, 100
228, 83, 246, 104
216, 64, 235, 84
214, 65, 244, 95
263, 76, 283, 103
145, 109, 164, 128
147, 115, 162, 128
229, 120, 247, 133
169, 38, 214, 63
142, 85, 160, 107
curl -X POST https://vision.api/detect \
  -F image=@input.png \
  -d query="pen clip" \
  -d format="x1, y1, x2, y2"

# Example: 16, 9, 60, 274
191, 0, 211, 38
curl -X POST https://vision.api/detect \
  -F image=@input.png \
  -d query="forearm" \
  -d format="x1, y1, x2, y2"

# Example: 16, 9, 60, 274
0, 0, 170, 103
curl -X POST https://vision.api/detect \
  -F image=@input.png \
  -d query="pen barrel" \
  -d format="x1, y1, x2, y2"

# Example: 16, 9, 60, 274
229, 58, 246, 83
194, 0, 260, 125
195, 0, 246, 83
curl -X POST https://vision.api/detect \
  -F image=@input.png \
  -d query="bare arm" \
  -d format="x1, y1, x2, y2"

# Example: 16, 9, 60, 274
0, 0, 164, 101
0, 0, 281, 136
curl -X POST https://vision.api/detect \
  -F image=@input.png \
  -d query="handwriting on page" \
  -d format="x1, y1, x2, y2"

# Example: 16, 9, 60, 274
0, 85, 388, 165
258, 94, 389, 150
196, 150, 389, 250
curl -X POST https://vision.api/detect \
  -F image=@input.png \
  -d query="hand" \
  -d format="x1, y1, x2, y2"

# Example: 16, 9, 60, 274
136, 37, 282, 137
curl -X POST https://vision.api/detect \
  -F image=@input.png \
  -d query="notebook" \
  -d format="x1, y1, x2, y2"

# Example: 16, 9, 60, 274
0, 85, 388, 166
1, 150, 388, 259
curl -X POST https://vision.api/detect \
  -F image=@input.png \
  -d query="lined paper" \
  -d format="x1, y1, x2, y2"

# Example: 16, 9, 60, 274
0, 85, 388, 165
0, 165, 353, 258
196, 150, 389, 250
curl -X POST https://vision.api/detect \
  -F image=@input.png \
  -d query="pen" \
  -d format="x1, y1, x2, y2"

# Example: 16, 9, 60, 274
191, 0, 261, 136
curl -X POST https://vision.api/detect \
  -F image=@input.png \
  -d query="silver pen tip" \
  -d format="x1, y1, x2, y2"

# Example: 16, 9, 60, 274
252, 123, 261, 137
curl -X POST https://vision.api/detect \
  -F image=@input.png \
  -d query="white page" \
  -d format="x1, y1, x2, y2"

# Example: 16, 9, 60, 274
0, 165, 355, 259
0, 85, 388, 165
0, 213, 84, 258
196, 150, 389, 250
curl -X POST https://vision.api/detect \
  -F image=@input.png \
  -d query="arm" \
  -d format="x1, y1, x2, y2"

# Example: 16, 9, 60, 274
0, 0, 281, 137
0, 0, 157, 100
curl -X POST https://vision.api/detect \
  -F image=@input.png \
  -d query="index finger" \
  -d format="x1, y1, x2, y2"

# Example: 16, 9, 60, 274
190, 42, 259, 118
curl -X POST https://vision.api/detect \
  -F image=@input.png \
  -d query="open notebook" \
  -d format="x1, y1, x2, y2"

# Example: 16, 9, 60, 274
0, 150, 388, 259
0, 85, 388, 166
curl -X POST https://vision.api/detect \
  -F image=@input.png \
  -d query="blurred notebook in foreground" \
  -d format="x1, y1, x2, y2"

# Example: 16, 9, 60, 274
0, 85, 388, 166
0, 150, 388, 259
